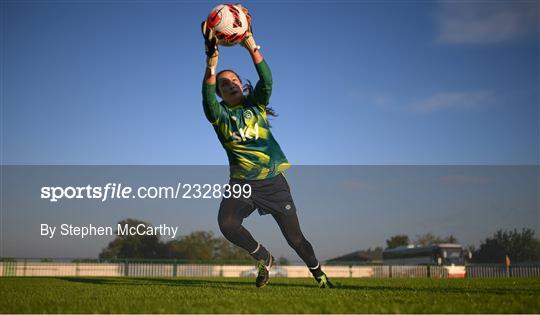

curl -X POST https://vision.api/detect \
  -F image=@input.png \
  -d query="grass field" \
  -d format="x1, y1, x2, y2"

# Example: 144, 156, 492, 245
1, 277, 539, 313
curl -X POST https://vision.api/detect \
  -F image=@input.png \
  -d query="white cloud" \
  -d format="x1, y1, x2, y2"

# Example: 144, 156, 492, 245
435, 1, 538, 44
412, 91, 494, 113
348, 90, 496, 114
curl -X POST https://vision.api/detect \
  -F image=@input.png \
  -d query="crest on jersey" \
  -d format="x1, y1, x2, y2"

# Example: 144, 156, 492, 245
243, 109, 253, 120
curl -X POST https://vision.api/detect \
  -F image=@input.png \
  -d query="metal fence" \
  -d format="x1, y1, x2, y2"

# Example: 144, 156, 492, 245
466, 264, 540, 278
1, 260, 539, 278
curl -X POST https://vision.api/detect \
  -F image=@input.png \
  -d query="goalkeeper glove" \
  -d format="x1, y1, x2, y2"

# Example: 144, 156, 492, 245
201, 21, 219, 75
237, 5, 260, 53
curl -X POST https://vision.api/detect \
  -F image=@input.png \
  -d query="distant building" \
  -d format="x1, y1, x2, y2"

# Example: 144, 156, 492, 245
326, 248, 383, 264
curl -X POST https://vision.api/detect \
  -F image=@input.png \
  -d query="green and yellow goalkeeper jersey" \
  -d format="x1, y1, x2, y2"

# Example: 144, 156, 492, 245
202, 60, 290, 180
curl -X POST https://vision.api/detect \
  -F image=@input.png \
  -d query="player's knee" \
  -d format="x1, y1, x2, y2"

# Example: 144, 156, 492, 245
287, 235, 306, 250
218, 216, 241, 236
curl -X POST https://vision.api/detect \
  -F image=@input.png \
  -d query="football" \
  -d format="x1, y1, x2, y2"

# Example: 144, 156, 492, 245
206, 4, 249, 46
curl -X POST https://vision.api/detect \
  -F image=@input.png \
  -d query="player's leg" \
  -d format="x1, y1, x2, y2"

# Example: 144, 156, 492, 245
272, 212, 334, 288
217, 197, 273, 287
218, 197, 261, 256
271, 212, 317, 267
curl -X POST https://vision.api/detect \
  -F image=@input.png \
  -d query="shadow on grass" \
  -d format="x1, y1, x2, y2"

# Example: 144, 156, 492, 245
57, 277, 540, 295
58, 277, 316, 289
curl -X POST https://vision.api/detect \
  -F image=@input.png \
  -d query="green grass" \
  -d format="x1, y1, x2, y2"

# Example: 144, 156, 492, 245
1, 277, 539, 313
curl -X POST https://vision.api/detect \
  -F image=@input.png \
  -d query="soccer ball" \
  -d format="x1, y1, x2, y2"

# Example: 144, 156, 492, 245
206, 4, 249, 46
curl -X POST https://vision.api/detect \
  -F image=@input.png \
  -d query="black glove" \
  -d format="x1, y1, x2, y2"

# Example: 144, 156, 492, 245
201, 21, 219, 58
201, 21, 219, 74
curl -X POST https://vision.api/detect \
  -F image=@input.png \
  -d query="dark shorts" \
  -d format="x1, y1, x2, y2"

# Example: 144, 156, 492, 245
221, 173, 297, 216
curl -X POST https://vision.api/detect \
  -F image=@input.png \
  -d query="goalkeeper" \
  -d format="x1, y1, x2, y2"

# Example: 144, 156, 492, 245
200, 7, 334, 289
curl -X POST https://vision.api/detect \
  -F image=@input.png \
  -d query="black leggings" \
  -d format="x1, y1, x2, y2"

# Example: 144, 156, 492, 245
218, 198, 318, 268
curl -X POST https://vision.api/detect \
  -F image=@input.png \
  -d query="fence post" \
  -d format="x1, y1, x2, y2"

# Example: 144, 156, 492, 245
349, 265, 353, 278
505, 255, 511, 278
427, 265, 431, 278
124, 260, 129, 277
389, 265, 392, 278
173, 260, 177, 277
8, 261, 16, 276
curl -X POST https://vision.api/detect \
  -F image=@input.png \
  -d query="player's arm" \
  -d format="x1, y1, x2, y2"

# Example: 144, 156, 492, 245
203, 64, 216, 85
246, 44, 263, 65
202, 20, 218, 85
202, 21, 218, 84
201, 21, 223, 124
239, 6, 272, 106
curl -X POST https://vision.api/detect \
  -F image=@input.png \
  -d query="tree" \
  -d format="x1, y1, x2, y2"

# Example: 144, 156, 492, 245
278, 257, 290, 265
99, 219, 165, 259
414, 233, 458, 246
99, 218, 256, 261
213, 238, 252, 261
386, 235, 410, 249
72, 259, 99, 263
166, 231, 216, 260
474, 228, 540, 263
165, 231, 252, 261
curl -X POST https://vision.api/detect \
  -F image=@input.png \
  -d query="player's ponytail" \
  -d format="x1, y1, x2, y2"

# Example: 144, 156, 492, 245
242, 79, 278, 118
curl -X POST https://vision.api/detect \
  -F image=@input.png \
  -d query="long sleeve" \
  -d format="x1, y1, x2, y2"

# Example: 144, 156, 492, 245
202, 83, 224, 125
252, 59, 273, 106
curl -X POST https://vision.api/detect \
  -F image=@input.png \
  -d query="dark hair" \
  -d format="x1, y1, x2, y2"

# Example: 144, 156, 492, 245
216, 69, 277, 117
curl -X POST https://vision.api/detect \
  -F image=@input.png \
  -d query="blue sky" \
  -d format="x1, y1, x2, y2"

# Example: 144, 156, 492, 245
1, 1, 539, 260
2, 0, 538, 165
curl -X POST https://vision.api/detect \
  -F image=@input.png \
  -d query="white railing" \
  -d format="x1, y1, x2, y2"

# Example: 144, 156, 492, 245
466, 265, 540, 278
1, 261, 538, 278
